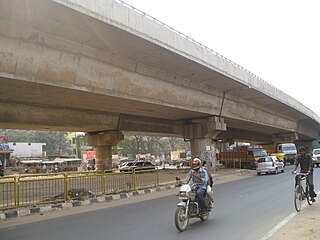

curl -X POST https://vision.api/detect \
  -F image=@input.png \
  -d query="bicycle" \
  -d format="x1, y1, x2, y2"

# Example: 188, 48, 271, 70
293, 172, 313, 212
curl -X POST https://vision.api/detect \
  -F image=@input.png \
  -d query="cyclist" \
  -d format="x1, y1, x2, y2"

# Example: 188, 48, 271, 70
293, 146, 317, 202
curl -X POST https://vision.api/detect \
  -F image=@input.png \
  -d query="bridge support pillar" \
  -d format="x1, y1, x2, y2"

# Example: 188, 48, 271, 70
182, 116, 226, 169
190, 138, 219, 170
85, 131, 124, 170
295, 141, 313, 154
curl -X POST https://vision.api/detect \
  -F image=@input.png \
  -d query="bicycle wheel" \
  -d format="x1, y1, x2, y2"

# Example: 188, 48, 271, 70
306, 185, 313, 206
294, 185, 303, 212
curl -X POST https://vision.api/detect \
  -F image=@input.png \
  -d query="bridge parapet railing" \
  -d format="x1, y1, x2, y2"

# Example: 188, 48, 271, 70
116, 0, 273, 89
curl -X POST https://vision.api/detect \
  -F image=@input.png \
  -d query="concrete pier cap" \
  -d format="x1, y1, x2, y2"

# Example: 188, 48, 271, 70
85, 131, 124, 170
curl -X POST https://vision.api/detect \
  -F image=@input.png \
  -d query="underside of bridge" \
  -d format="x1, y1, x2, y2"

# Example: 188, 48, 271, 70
0, 0, 319, 159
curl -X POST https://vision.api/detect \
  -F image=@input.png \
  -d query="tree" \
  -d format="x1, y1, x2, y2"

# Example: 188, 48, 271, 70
32, 131, 71, 157
0, 129, 32, 142
116, 135, 190, 159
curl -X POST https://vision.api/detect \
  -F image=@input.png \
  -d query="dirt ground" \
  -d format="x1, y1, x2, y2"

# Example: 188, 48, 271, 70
268, 200, 320, 240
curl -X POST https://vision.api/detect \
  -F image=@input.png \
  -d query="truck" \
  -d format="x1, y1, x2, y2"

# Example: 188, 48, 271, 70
220, 145, 268, 169
267, 143, 297, 165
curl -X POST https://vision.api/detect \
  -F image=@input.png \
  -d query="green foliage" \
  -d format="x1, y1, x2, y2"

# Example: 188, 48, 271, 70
117, 135, 190, 158
0, 129, 32, 142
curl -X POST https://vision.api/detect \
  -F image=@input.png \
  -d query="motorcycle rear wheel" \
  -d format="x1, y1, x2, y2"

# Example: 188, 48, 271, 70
174, 206, 189, 232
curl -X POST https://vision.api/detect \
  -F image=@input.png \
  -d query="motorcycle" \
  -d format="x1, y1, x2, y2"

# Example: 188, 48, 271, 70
174, 177, 214, 231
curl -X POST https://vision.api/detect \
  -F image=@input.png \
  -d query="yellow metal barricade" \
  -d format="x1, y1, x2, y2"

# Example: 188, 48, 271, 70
0, 176, 16, 210
134, 168, 158, 190
104, 170, 134, 194
66, 172, 103, 200
17, 174, 65, 207
0, 168, 164, 210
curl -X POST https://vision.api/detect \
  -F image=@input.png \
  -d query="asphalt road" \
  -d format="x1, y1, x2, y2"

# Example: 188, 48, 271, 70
1, 165, 319, 240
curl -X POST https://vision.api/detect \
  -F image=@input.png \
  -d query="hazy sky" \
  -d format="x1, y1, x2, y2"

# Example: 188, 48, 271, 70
122, 0, 320, 117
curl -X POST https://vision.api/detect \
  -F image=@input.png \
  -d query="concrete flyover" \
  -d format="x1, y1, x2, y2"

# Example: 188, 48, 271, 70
0, 0, 320, 168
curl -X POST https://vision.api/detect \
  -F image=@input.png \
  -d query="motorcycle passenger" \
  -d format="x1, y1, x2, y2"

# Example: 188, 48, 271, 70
202, 160, 213, 187
293, 146, 317, 202
183, 158, 209, 215
202, 161, 214, 209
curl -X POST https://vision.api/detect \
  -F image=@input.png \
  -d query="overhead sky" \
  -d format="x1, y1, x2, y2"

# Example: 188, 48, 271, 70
122, 0, 320, 117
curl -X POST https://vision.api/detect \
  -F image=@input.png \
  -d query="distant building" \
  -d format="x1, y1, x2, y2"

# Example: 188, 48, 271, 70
65, 132, 84, 157
0, 136, 13, 167
66, 132, 77, 156
8, 142, 46, 158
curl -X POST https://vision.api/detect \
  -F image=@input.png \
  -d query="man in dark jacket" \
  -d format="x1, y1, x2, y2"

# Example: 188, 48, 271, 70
293, 146, 317, 202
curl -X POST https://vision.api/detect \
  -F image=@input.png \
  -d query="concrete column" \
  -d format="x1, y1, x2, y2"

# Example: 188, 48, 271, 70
94, 146, 112, 170
182, 117, 227, 170
85, 131, 124, 170
312, 139, 320, 149
190, 138, 211, 158
190, 138, 216, 170
295, 141, 313, 154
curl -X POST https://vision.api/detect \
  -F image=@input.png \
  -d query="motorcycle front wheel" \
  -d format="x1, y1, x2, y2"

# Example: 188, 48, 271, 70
200, 212, 209, 221
174, 206, 189, 232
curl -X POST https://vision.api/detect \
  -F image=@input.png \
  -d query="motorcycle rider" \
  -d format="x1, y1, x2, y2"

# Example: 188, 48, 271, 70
183, 158, 209, 215
293, 145, 317, 202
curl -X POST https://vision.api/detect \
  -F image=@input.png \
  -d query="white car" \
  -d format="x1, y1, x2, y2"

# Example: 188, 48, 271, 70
312, 148, 320, 167
256, 156, 284, 176
119, 161, 156, 172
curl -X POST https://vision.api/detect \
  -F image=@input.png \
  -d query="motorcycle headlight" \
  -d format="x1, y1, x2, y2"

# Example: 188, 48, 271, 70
179, 191, 187, 197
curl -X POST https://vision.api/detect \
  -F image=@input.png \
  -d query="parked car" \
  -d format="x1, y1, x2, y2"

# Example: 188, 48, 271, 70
118, 161, 133, 169
119, 161, 156, 172
312, 148, 320, 167
256, 156, 284, 176
0, 160, 4, 177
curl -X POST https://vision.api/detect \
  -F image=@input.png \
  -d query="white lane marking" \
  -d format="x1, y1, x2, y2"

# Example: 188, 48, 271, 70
259, 212, 296, 240
259, 190, 320, 240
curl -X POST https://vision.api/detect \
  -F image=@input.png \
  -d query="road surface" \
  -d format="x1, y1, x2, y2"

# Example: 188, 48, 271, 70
1, 165, 318, 240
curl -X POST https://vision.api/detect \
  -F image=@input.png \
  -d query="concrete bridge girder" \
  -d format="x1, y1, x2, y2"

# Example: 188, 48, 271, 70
297, 119, 320, 140
0, 0, 319, 146
0, 14, 304, 136
271, 133, 299, 143
0, 32, 221, 119
182, 117, 226, 140
0, 102, 120, 132
216, 128, 273, 144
